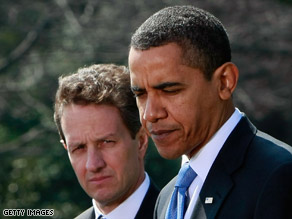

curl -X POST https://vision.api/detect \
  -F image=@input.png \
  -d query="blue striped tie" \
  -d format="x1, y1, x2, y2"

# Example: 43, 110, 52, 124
166, 162, 197, 219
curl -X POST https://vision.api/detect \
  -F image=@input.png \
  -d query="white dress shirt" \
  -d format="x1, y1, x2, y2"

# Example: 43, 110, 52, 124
184, 108, 242, 219
92, 172, 150, 219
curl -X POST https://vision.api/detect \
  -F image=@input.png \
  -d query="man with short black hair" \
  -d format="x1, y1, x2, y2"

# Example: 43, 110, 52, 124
129, 6, 292, 219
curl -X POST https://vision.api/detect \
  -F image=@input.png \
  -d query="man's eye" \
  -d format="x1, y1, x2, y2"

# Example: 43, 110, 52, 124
100, 140, 115, 148
163, 89, 180, 94
104, 140, 114, 144
72, 145, 85, 153
133, 92, 145, 98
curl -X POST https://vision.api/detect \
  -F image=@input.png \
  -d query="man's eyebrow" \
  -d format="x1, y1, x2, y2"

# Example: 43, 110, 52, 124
131, 82, 183, 92
68, 133, 116, 147
67, 141, 84, 149
153, 82, 182, 90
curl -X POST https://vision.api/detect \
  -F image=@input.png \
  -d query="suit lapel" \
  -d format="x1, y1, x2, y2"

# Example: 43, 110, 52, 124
74, 206, 95, 219
135, 180, 160, 219
193, 116, 256, 218
154, 177, 177, 219
196, 162, 233, 218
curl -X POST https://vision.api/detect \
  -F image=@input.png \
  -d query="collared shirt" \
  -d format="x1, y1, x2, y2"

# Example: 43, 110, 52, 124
184, 108, 242, 219
92, 172, 150, 219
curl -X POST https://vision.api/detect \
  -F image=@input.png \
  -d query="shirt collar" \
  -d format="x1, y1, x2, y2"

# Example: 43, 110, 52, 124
188, 108, 242, 182
92, 172, 150, 219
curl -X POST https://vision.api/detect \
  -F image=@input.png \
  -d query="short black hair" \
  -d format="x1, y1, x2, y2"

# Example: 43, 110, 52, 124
131, 5, 231, 80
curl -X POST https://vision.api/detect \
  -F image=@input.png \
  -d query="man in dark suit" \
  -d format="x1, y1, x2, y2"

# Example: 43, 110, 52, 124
54, 64, 159, 219
128, 6, 292, 219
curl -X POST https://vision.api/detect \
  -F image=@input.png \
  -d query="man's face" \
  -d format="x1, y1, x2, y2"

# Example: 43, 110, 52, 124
129, 43, 221, 159
61, 104, 147, 212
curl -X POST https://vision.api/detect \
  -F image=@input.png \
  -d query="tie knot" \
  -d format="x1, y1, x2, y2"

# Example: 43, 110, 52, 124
175, 162, 197, 188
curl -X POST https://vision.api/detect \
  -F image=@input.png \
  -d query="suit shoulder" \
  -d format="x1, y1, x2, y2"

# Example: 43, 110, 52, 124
74, 207, 94, 219
252, 130, 292, 163
256, 130, 292, 154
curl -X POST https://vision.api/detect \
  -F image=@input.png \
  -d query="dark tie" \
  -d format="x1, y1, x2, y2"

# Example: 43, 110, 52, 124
166, 162, 197, 219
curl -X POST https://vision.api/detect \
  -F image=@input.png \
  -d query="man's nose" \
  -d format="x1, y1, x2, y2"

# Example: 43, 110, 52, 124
86, 148, 106, 172
143, 94, 167, 123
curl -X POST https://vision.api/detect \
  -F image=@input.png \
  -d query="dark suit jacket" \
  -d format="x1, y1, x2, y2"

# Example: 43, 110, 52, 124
75, 180, 160, 219
155, 116, 292, 219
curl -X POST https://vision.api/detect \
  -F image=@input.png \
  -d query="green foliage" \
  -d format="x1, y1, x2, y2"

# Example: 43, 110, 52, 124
0, 136, 91, 218
279, 0, 292, 5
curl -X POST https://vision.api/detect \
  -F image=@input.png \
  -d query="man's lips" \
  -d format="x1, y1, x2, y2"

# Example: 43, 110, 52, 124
88, 175, 111, 184
149, 129, 177, 141
150, 129, 174, 135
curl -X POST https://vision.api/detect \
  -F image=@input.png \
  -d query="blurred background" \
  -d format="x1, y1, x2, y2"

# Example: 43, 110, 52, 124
0, 0, 291, 218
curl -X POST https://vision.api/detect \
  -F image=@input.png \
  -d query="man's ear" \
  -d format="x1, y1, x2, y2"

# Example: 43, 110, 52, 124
213, 62, 239, 100
60, 139, 68, 150
136, 128, 148, 159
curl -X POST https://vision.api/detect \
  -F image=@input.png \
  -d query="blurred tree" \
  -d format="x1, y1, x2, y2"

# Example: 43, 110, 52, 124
0, 0, 291, 218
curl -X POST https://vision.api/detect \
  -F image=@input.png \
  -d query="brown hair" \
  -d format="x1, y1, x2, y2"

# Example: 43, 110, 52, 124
54, 64, 141, 143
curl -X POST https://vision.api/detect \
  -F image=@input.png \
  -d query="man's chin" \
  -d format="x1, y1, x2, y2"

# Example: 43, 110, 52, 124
90, 192, 115, 206
156, 146, 183, 160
